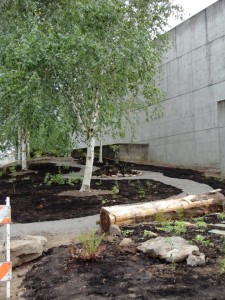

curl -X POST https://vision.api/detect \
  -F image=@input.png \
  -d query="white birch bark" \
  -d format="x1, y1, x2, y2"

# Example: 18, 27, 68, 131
80, 137, 95, 192
17, 128, 22, 163
21, 129, 28, 170
27, 133, 31, 161
99, 140, 103, 163
72, 95, 99, 192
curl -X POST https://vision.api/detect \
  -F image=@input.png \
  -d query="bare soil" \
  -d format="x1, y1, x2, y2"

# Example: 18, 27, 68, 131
0, 159, 225, 300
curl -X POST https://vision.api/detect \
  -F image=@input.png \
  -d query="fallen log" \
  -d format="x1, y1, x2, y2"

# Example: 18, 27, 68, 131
99, 190, 225, 232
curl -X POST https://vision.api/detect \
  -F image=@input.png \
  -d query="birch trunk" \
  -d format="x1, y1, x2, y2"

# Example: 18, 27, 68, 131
99, 140, 103, 163
80, 137, 95, 192
27, 133, 30, 161
17, 128, 22, 163
21, 129, 28, 170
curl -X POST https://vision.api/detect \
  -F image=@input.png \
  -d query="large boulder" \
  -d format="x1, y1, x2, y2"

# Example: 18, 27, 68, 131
0, 235, 47, 268
137, 236, 201, 263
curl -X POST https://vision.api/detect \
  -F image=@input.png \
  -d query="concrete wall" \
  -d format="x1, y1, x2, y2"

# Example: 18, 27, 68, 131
101, 0, 225, 169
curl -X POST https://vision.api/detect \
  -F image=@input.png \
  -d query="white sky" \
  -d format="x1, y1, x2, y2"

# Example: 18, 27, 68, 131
169, 0, 218, 28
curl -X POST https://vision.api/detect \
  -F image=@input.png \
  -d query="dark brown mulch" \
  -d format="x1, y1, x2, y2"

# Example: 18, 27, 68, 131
0, 162, 181, 223
23, 214, 225, 300
0, 159, 224, 299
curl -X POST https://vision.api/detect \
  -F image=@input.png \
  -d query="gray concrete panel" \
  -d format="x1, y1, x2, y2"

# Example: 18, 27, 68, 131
192, 45, 210, 90
178, 52, 193, 95
176, 11, 206, 57
167, 59, 180, 98
193, 87, 218, 131
218, 100, 225, 176
209, 36, 225, 85
195, 128, 220, 166
166, 132, 196, 166
206, 0, 225, 42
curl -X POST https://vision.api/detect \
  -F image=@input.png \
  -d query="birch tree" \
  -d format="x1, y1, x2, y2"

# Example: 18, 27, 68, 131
0, 0, 181, 186
0, 0, 73, 168
38, 0, 181, 191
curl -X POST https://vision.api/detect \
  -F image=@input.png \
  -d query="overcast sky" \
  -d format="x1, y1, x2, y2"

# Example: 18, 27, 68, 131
169, 0, 218, 28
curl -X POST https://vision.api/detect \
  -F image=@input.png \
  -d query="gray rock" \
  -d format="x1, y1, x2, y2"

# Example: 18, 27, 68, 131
187, 253, 206, 266
137, 236, 200, 263
0, 235, 47, 267
116, 173, 123, 177
109, 224, 121, 236
119, 238, 135, 247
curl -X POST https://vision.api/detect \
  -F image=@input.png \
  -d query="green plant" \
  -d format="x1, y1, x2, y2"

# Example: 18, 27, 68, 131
220, 238, 225, 273
101, 198, 108, 205
95, 181, 102, 186
143, 230, 156, 238
192, 217, 207, 227
0, 168, 6, 177
111, 184, 119, 198
44, 173, 66, 185
22, 176, 30, 181
138, 188, 146, 198
67, 172, 83, 185
68, 230, 105, 261
218, 213, 225, 220
214, 175, 222, 182
171, 260, 177, 271
157, 221, 187, 234
193, 235, 214, 247
121, 229, 134, 237
9, 166, 16, 176
220, 258, 225, 273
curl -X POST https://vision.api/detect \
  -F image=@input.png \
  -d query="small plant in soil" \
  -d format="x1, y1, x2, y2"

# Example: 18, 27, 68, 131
0, 168, 6, 177
9, 166, 16, 176
218, 212, 225, 220
22, 176, 31, 181
138, 188, 146, 198
220, 238, 225, 273
143, 230, 156, 238
111, 184, 119, 198
67, 172, 83, 185
44, 173, 66, 185
101, 198, 108, 205
68, 230, 105, 261
95, 181, 102, 186
192, 217, 207, 228
157, 221, 187, 234
193, 235, 214, 247
121, 229, 134, 237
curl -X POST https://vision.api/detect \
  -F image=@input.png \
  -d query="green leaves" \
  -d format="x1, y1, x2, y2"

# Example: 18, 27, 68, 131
0, 0, 182, 155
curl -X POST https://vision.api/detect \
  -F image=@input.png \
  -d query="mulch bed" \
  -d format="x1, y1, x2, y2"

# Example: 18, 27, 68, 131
1, 159, 225, 299
0, 161, 182, 223
23, 214, 225, 300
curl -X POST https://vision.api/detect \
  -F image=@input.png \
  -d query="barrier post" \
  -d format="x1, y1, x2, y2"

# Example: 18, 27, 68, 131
0, 197, 12, 299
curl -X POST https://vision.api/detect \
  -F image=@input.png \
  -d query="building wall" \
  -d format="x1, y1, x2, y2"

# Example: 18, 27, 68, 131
101, 0, 225, 168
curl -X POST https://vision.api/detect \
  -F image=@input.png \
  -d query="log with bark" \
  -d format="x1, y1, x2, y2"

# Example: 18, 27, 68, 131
99, 190, 225, 232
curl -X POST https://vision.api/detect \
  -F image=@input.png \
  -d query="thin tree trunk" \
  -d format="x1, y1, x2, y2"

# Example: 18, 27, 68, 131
80, 137, 95, 192
99, 140, 103, 163
27, 133, 30, 161
17, 128, 22, 163
21, 128, 28, 170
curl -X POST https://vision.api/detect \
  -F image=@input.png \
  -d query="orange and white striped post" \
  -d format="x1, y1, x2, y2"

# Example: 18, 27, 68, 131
0, 197, 11, 299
